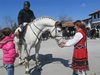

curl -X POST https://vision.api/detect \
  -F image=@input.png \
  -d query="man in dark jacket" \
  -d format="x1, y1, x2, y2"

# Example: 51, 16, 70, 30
18, 1, 36, 45
18, 1, 36, 26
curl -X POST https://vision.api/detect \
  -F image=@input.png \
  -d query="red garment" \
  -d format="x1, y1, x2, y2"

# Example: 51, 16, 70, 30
71, 29, 89, 71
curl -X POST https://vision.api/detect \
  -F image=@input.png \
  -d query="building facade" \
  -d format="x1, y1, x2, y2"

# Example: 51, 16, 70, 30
83, 10, 100, 29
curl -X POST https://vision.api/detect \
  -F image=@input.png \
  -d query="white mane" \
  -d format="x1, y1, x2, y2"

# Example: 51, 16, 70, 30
32, 16, 56, 26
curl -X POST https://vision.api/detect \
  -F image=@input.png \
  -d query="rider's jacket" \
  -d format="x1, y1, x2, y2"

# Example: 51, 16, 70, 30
18, 9, 36, 25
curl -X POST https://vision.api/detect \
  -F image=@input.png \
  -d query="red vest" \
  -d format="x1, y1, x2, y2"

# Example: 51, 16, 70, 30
75, 29, 86, 47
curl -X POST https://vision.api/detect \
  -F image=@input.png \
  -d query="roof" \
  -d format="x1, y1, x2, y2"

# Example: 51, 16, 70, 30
89, 10, 100, 16
83, 17, 91, 21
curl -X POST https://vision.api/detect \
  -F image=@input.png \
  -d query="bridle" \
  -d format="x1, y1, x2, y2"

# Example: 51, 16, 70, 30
49, 26, 62, 37
46, 25, 63, 44
29, 22, 63, 42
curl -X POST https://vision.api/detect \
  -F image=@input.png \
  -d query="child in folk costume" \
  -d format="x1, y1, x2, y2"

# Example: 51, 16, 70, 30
0, 27, 19, 75
59, 20, 89, 75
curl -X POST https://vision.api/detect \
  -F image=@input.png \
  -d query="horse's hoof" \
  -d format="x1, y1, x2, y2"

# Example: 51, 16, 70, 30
18, 60, 25, 65
18, 62, 24, 65
37, 67, 42, 71
36, 65, 42, 71
25, 71, 30, 74
18, 62, 23, 65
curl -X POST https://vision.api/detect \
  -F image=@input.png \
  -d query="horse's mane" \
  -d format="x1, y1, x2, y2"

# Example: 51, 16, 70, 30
33, 16, 56, 23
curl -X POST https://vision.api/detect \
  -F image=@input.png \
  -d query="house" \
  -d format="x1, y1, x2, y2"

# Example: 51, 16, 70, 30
83, 10, 100, 29
83, 18, 92, 28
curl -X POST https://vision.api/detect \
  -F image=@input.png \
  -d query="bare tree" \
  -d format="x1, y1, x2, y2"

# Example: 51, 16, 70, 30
11, 22, 17, 32
59, 16, 73, 22
3, 16, 17, 32
3, 16, 17, 28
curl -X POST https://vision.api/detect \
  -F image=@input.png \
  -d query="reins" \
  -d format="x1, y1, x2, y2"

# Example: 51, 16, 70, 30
26, 21, 63, 43
29, 23, 41, 41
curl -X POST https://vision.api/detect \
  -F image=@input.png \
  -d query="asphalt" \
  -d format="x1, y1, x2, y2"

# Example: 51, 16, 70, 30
0, 38, 100, 75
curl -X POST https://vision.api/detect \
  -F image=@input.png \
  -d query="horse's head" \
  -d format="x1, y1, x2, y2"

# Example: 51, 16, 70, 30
48, 21, 74, 44
50, 26, 63, 44
41, 21, 63, 44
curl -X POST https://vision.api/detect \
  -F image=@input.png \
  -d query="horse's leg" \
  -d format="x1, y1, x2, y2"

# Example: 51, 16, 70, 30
24, 58, 29, 74
16, 43, 23, 64
35, 41, 43, 71
24, 44, 30, 74
35, 42, 41, 66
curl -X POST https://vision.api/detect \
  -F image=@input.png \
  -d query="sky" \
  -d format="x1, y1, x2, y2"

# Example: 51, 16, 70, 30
0, 0, 100, 28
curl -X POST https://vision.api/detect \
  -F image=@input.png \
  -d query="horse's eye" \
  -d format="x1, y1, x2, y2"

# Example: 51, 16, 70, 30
58, 30, 61, 32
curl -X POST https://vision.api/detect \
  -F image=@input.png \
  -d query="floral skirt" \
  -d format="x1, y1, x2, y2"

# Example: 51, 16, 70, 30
71, 48, 89, 71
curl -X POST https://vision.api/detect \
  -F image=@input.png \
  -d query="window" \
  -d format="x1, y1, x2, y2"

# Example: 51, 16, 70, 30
94, 14, 96, 19
97, 13, 100, 18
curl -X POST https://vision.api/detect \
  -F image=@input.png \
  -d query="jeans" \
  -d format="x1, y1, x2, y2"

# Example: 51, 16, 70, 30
3, 64, 14, 75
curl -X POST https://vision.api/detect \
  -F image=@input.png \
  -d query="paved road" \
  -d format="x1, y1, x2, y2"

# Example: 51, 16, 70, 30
0, 38, 100, 75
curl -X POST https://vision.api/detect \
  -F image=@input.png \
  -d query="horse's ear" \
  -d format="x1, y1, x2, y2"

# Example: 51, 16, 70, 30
55, 21, 62, 27
55, 21, 60, 26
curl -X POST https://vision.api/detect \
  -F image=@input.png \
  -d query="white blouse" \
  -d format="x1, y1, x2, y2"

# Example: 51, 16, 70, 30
65, 32, 83, 46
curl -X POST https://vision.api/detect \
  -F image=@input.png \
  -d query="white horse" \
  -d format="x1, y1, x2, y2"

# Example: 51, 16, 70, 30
14, 17, 63, 73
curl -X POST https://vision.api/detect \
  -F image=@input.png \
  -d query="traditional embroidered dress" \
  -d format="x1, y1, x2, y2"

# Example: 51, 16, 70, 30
65, 28, 89, 71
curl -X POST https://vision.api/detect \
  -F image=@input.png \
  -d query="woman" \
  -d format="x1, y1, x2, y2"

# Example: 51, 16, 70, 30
59, 20, 89, 75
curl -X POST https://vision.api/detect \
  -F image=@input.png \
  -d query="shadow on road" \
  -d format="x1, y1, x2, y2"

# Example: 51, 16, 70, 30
29, 54, 70, 75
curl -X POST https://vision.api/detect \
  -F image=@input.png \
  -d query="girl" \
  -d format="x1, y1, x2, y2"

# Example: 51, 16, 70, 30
0, 27, 18, 75
59, 20, 89, 75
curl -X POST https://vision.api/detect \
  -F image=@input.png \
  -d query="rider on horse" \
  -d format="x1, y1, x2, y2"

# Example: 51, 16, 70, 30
18, 1, 36, 45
